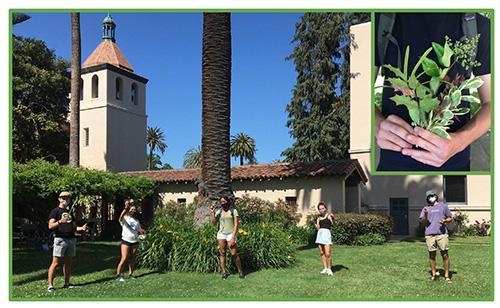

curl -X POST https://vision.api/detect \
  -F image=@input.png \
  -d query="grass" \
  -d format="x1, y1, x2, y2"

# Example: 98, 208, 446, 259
11, 236, 492, 300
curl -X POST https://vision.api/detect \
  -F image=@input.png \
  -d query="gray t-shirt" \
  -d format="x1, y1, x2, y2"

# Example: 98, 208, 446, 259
419, 203, 452, 236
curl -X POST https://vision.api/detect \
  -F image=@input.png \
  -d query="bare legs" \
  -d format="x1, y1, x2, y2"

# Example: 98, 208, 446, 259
48, 256, 73, 287
429, 250, 451, 280
318, 244, 332, 270
218, 239, 242, 273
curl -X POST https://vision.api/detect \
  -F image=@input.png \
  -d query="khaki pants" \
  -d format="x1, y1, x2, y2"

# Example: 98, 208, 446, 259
425, 234, 449, 252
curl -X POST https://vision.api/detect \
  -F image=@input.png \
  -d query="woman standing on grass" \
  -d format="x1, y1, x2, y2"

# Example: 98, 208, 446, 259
116, 199, 144, 282
210, 196, 245, 280
315, 202, 334, 276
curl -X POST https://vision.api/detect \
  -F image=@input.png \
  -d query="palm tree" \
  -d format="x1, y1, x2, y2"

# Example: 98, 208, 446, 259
183, 146, 201, 169
146, 153, 162, 170
146, 126, 167, 170
69, 12, 81, 167
200, 13, 233, 199
230, 133, 257, 165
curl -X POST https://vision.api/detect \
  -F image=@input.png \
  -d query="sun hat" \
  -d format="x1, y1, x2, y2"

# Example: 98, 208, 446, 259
59, 191, 72, 198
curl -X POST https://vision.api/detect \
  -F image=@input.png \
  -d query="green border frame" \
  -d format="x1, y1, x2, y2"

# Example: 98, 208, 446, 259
8, 8, 494, 302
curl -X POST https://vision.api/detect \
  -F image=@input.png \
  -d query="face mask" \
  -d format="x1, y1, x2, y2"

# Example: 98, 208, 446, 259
319, 209, 327, 216
427, 196, 437, 204
222, 203, 230, 210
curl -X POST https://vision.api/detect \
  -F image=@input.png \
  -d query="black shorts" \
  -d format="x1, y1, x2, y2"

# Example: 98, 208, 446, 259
121, 240, 139, 247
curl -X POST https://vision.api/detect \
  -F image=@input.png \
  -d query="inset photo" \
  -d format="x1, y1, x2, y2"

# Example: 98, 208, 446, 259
373, 12, 492, 172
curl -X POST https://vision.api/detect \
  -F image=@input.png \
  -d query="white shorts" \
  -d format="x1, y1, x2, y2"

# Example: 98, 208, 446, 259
217, 232, 237, 242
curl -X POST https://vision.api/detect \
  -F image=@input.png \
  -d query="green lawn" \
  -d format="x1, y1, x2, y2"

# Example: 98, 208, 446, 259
11, 236, 492, 300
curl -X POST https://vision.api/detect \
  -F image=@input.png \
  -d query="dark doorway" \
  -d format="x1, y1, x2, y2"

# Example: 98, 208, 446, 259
390, 198, 409, 235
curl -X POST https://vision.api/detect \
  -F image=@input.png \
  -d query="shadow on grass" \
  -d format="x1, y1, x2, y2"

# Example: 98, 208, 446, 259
332, 264, 349, 273
72, 270, 161, 287
13, 241, 121, 286
428, 269, 458, 279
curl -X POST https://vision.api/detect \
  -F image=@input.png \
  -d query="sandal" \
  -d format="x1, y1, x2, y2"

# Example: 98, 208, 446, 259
445, 277, 452, 283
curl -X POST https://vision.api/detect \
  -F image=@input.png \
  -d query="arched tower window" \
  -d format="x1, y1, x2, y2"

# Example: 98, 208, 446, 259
91, 75, 99, 98
116, 77, 123, 100
79, 78, 84, 101
131, 83, 138, 105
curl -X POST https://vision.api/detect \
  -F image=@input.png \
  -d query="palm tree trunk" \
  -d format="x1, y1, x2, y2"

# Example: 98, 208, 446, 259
69, 12, 81, 167
148, 145, 154, 170
201, 13, 233, 200
240, 156, 243, 166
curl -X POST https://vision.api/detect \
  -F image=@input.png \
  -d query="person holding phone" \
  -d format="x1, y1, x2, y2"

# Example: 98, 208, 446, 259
419, 190, 453, 283
47, 191, 88, 292
315, 202, 334, 276
210, 196, 244, 280
116, 199, 144, 282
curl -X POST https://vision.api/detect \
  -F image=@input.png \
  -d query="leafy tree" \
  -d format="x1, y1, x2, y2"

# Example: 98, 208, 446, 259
12, 13, 30, 25
230, 133, 257, 165
161, 163, 173, 170
69, 12, 81, 167
13, 35, 71, 163
282, 13, 370, 162
183, 146, 201, 169
200, 13, 233, 199
146, 153, 162, 170
146, 126, 167, 170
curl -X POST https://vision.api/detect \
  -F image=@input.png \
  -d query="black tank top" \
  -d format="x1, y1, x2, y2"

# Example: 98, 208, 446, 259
319, 217, 332, 229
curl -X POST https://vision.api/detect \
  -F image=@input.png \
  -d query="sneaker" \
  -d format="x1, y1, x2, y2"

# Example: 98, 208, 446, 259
238, 271, 245, 279
320, 268, 328, 275
326, 269, 334, 276
221, 272, 230, 280
128, 274, 137, 280
116, 275, 125, 282
47, 286, 56, 293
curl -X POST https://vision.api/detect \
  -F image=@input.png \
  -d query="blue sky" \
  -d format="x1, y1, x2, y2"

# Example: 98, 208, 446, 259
13, 12, 304, 169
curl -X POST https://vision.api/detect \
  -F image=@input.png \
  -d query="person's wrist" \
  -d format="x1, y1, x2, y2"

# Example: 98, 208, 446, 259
449, 131, 468, 154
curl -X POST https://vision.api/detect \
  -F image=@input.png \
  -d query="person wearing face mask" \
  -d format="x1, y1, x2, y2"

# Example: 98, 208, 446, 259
315, 202, 334, 276
47, 191, 88, 292
419, 190, 453, 283
210, 196, 244, 280
116, 199, 144, 282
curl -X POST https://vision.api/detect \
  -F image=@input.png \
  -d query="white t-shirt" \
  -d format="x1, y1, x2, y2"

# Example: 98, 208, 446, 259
120, 215, 141, 243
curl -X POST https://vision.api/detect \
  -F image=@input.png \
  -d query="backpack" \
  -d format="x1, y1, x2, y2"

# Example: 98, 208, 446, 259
377, 13, 478, 77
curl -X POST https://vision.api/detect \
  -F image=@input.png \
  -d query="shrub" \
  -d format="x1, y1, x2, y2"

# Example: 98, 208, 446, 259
287, 225, 316, 246
139, 203, 296, 273
352, 233, 386, 246
306, 212, 392, 245
235, 195, 300, 228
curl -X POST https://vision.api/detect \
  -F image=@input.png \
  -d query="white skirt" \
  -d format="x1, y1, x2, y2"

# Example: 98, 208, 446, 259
315, 228, 332, 245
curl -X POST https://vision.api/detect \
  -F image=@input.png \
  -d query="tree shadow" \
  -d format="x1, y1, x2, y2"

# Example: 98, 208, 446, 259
71, 270, 161, 287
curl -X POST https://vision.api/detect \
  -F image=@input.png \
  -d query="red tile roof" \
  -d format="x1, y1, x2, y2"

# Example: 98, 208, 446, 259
122, 159, 368, 184
83, 40, 133, 72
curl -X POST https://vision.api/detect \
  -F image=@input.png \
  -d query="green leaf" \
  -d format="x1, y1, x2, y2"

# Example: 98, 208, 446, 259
390, 95, 417, 108
387, 78, 408, 89
422, 58, 441, 77
416, 85, 427, 98
442, 41, 454, 67
431, 127, 450, 139
460, 77, 484, 90
410, 47, 433, 78
383, 64, 405, 80
408, 107, 421, 126
454, 108, 470, 115
430, 77, 441, 94
440, 67, 449, 79
432, 42, 444, 64
408, 75, 418, 89
403, 46, 410, 80
420, 97, 440, 113
461, 95, 481, 104
443, 110, 454, 120
450, 90, 462, 107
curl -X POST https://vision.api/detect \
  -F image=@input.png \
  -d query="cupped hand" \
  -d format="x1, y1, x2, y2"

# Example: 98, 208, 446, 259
376, 114, 415, 152
402, 127, 465, 168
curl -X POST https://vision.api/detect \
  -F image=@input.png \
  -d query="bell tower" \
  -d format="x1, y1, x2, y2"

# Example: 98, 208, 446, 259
79, 14, 148, 172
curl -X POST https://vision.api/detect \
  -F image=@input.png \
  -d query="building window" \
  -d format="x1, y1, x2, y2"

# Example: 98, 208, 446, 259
84, 127, 89, 146
91, 75, 99, 98
115, 77, 123, 100
131, 83, 138, 105
79, 78, 84, 100
444, 176, 466, 203
177, 198, 187, 205
285, 196, 297, 207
